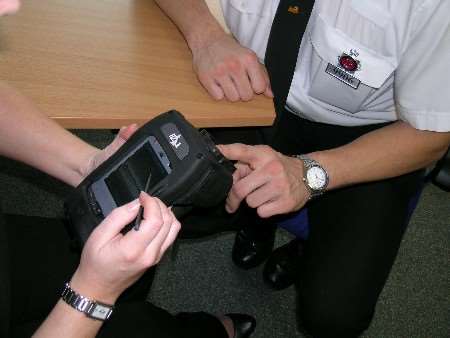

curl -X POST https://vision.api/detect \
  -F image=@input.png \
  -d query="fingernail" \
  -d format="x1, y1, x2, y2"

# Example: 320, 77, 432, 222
128, 198, 141, 212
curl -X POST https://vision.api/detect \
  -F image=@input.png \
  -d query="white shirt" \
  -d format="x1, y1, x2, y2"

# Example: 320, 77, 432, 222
219, 0, 450, 132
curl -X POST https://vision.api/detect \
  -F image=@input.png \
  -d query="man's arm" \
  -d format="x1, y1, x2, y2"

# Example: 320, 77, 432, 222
154, 0, 272, 101
154, 0, 222, 53
311, 121, 450, 190
220, 121, 450, 217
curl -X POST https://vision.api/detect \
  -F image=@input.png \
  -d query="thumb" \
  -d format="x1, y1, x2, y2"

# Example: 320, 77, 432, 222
118, 124, 139, 141
98, 124, 138, 164
260, 65, 273, 98
264, 84, 274, 98
107, 124, 138, 153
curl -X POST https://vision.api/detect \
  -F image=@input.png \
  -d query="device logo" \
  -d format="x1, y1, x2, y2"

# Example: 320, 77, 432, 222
169, 133, 182, 149
161, 122, 189, 160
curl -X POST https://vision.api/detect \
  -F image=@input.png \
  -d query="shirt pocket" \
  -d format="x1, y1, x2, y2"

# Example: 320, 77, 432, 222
307, 13, 397, 114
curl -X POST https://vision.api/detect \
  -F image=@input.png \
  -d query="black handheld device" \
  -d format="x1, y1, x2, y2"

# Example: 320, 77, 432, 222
65, 110, 235, 247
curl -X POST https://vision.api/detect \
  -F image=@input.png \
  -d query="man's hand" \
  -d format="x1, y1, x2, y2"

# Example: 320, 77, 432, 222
192, 34, 273, 102
154, 0, 272, 102
70, 193, 181, 304
218, 143, 309, 218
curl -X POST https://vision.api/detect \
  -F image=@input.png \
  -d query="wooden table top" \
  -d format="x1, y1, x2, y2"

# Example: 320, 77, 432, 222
0, 0, 274, 129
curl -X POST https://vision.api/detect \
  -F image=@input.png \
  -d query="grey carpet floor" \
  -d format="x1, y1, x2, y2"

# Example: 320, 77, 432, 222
0, 129, 448, 338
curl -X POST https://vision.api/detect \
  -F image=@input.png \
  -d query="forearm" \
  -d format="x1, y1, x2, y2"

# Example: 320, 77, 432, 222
0, 82, 99, 187
154, 0, 227, 52
310, 121, 450, 190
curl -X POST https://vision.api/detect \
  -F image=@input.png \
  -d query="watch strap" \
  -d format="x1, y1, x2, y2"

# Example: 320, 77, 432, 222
297, 154, 318, 170
295, 154, 329, 198
61, 282, 114, 321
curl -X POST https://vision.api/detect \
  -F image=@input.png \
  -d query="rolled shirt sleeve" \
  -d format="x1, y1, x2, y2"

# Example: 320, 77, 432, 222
395, 1, 450, 132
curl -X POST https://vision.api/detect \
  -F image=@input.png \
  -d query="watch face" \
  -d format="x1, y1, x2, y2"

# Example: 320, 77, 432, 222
306, 166, 327, 190
91, 304, 112, 320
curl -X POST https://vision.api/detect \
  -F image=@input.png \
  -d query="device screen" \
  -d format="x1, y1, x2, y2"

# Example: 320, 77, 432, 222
105, 142, 168, 206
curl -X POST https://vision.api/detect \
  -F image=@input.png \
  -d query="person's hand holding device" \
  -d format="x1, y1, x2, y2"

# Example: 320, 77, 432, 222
70, 192, 180, 304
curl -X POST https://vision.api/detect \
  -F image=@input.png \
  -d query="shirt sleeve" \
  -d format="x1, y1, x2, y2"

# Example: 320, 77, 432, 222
205, 0, 230, 33
395, 1, 450, 132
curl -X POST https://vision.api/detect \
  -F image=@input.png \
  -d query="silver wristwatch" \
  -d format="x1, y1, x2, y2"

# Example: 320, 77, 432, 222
295, 155, 329, 199
61, 282, 114, 321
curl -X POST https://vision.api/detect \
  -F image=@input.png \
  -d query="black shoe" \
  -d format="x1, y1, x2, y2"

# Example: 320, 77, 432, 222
232, 223, 276, 270
225, 313, 256, 338
263, 238, 304, 290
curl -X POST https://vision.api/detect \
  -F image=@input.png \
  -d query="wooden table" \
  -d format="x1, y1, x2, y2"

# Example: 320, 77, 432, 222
0, 0, 274, 128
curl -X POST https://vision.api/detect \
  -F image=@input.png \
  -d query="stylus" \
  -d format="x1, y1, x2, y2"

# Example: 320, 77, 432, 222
134, 170, 152, 231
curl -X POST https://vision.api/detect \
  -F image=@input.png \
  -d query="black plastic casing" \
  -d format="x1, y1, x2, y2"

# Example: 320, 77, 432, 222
64, 110, 235, 248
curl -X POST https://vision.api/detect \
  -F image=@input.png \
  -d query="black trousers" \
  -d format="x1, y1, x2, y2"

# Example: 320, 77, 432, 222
271, 111, 424, 337
3, 214, 227, 338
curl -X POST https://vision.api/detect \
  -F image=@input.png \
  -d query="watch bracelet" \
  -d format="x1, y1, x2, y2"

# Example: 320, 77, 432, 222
297, 154, 318, 169
61, 282, 114, 321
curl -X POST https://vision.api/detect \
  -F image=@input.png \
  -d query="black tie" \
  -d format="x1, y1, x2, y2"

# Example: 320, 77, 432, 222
264, 0, 315, 115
